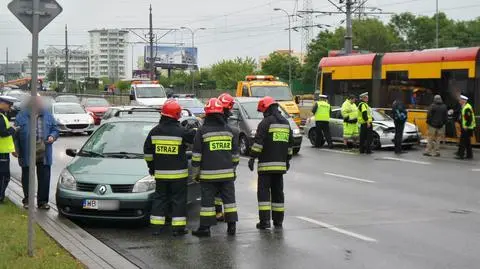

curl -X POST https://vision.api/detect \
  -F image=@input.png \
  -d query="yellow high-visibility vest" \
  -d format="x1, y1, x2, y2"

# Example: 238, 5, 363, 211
0, 113, 15, 153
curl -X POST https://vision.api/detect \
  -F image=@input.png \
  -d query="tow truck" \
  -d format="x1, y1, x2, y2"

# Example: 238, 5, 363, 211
129, 80, 168, 108
236, 75, 301, 126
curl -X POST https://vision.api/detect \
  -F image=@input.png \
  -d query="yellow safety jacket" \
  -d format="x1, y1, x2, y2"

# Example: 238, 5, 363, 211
357, 102, 373, 124
0, 113, 15, 153
314, 101, 330, 122
462, 103, 476, 130
341, 100, 358, 121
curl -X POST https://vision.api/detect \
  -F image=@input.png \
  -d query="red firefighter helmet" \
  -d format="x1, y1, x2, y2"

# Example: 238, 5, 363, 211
257, 96, 276, 113
161, 99, 182, 120
204, 98, 224, 115
218, 93, 235, 110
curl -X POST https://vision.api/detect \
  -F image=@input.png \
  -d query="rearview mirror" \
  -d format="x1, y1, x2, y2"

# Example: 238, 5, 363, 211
66, 148, 77, 157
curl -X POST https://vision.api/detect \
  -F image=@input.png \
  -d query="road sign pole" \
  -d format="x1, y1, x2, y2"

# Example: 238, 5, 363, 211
27, 0, 40, 256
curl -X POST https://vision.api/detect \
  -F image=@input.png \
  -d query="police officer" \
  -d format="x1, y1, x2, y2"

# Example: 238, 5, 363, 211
249, 96, 293, 229
214, 93, 237, 222
191, 98, 239, 237
0, 96, 17, 203
358, 92, 373, 154
341, 95, 359, 147
311, 94, 333, 148
143, 99, 196, 236
456, 95, 475, 160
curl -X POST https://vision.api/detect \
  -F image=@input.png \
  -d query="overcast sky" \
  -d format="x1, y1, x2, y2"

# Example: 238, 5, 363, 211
1, 0, 479, 74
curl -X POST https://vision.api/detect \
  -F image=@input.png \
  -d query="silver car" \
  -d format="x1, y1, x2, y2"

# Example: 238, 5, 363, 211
304, 107, 421, 149
52, 102, 95, 135
228, 97, 303, 155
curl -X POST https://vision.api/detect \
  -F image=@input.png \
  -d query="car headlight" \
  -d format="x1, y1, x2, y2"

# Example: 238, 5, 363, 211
56, 118, 67, 124
250, 129, 256, 137
58, 169, 76, 190
293, 128, 300, 135
132, 175, 156, 193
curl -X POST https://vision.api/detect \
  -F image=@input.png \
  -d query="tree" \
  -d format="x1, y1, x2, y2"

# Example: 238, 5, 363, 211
211, 57, 256, 90
260, 52, 302, 81
47, 67, 64, 83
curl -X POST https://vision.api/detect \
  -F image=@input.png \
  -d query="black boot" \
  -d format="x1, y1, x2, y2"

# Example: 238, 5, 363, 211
227, 222, 236, 236
273, 221, 283, 229
192, 226, 211, 237
172, 228, 188, 237
256, 221, 271, 230
150, 225, 165, 236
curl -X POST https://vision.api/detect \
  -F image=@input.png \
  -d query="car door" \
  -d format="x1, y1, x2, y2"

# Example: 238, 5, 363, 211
330, 109, 344, 141
228, 103, 242, 130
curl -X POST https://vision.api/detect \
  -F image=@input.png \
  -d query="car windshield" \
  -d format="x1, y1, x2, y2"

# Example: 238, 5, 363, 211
372, 109, 392, 121
241, 101, 290, 119
79, 121, 156, 158
251, 86, 293, 101
85, 98, 110, 107
177, 98, 203, 108
56, 96, 80, 103
53, 104, 85, 114
135, 86, 167, 98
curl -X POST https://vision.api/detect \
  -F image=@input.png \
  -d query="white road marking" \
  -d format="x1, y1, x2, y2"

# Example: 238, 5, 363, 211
296, 216, 378, 243
324, 172, 375, 184
378, 157, 431, 165
319, 148, 358, 155
472, 169, 480, 172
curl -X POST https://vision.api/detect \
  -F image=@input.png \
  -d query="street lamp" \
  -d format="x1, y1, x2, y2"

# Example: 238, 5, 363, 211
274, 8, 292, 89
180, 26, 206, 95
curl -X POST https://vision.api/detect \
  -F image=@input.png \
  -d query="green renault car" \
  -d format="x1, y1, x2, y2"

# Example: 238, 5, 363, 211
55, 110, 200, 222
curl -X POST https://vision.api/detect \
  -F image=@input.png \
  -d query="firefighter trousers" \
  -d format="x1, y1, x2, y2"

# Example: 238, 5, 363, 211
200, 181, 238, 226
150, 179, 187, 229
257, 173, 284, 224
215, 192, 223, 214
359, 123, 373, 154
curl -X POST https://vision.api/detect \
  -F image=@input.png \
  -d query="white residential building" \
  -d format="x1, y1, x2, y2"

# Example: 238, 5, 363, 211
89, 29, 128, 80
26, 46, 89, 81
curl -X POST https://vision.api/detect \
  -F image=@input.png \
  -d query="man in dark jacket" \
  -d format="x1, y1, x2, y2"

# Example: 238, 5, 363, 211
424, 95, 448, 157
392, 98, 408, 154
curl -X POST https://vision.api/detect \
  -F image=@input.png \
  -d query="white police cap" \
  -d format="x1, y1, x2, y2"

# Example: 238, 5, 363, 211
359, 92, 369, 98
319, 94, 328, 98
460, 95, 468, 101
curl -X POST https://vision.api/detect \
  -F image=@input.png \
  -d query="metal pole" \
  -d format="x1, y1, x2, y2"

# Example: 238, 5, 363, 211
64, 25, 68, 92
28, 0, 40, 257
345, 0, 353, 55
55, 66, 58, 85
149, 5, 155, 81
5, 47, 8, 82
435, 0, 439, 48
191, 30, 195, 95
287, 14, 292, 90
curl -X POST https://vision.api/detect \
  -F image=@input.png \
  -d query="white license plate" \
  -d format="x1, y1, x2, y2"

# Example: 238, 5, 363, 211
83, 199, 98, 209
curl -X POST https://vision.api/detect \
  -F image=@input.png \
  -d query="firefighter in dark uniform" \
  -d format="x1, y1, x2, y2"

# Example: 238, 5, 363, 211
191, 98, 239, 237
214, 93, 238, 222
358, 92, 373, 154
456, 95, 476, 160
0, 96, 17, 203
311, 94, 333, 148
249, 96, 293, 229
143, 99, 196, 236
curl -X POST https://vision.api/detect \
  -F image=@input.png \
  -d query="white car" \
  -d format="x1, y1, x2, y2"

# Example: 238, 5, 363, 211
52, 102, 95, 135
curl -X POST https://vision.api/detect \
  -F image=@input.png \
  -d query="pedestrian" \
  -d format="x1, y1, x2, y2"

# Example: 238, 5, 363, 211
249, 96, 293, 230
143, 99, 196, 236
15, 97, 59, 209
358, 92, 373, 154
392, 97, 408, 154
311, 94, 333, 148
424, 95, 447, 157
214, 93, 238, 222
0, 96, 18, 203
341, 95, 359, 147
191, 98, 239, 237
455, 95, 475, 160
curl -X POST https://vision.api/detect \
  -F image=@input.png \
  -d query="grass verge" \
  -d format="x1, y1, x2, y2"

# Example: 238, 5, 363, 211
0, 199, 84, 269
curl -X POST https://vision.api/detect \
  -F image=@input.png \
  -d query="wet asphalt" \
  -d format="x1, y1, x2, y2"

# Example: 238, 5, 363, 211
9, 134, 480, 269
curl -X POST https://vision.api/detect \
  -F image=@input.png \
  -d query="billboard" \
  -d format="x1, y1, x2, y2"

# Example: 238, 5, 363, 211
144, 46, 198, 69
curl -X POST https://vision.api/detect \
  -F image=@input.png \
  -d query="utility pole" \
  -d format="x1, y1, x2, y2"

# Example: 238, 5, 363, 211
149, 5, 155, 81
5, 48, 8, 82
180, 27, 205, 95
64, 24, 69, 92
345, 0, 354, 55
274, 8, 293, 88
435, 0, 439, 48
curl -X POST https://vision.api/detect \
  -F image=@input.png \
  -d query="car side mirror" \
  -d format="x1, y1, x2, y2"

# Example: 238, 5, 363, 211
129, 94, 135, 101
65, 148, 77, 157
186, 151, 192, 160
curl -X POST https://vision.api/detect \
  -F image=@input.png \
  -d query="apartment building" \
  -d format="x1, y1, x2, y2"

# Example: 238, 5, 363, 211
89, 29, 128, 80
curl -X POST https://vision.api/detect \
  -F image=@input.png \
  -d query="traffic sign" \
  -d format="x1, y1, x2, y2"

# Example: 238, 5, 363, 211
8, 0, 63, 33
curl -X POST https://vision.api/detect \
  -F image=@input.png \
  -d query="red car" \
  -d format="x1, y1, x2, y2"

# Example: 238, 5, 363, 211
81, 97, 111, 125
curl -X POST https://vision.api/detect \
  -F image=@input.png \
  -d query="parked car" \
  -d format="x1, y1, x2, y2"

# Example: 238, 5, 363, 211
175, 97, 205, 117
51, 102, 95, 135
304, 107, 421, 149
55, 95, 80, 104
56, 114, 200, 222
228, 97, 302, 155
81, 97, 111, 125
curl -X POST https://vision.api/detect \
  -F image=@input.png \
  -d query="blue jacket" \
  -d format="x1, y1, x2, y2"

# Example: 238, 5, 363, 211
14, 109, 59, 167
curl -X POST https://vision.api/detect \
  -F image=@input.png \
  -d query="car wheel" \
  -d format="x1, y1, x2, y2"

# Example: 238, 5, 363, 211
293, 147, 300, 155
372, 132, 381, 150
308, 129, 324, 147
239, 135, 250, 156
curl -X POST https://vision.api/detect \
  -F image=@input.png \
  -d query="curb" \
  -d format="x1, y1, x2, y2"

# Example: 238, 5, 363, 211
6, 177, 139, 269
